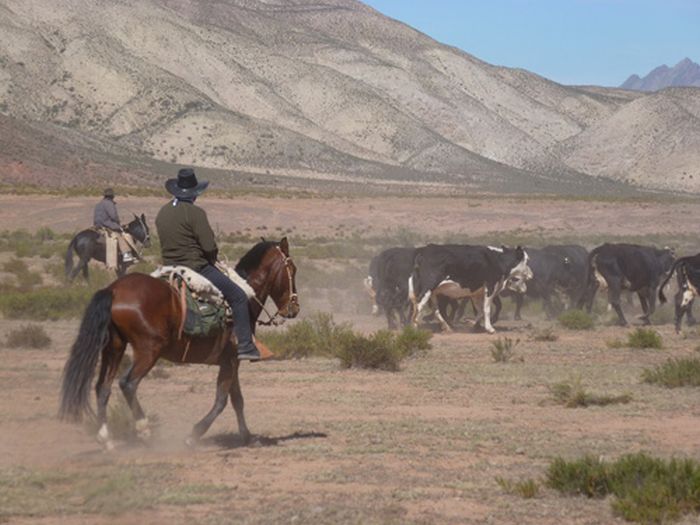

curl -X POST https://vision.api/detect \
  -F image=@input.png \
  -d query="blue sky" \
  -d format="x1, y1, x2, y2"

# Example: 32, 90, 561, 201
362, 0, 699, 87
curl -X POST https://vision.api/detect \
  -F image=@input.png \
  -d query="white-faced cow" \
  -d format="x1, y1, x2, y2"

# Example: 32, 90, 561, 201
364, 247, 417, 329
658, 253, 700, 333
580, 243, 674, 326
506, 245, 588, 320
409, 244, 532, 333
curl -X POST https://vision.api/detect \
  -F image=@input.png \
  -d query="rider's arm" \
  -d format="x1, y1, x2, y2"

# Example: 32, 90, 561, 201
103, 200, 122, 231
192, 207, 218, 264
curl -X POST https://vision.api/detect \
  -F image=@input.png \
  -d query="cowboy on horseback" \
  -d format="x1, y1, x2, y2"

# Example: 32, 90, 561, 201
94, 188, 137, 265
155, 168, 262, 361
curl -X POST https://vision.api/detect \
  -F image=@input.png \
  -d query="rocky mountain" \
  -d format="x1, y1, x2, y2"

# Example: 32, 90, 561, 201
622, 58, 700, 92
0, 0, 699, 194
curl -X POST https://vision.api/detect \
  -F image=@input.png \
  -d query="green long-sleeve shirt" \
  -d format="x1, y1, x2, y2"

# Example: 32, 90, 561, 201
155, 200, 218, 271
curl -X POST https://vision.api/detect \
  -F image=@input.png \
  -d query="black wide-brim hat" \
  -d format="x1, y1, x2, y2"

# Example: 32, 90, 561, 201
165, 168, 209, 198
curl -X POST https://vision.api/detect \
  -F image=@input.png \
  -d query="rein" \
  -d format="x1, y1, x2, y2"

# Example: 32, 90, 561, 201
252, 246, 297, 326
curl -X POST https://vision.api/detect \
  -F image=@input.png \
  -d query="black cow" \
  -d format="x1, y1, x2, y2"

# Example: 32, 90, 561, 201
364, 247, 417, 329
507, 245, 588, 320
659, 253, 700, 332
580, 243, 674, 326
409, 244, 532, 333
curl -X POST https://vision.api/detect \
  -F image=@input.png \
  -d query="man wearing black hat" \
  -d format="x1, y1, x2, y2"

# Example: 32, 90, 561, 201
155, 168, 261, 361
94, 188, 134, 264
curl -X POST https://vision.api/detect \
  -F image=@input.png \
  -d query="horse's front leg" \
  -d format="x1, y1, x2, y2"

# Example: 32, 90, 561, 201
229, 357, 251, 445
187, 355, 233, 447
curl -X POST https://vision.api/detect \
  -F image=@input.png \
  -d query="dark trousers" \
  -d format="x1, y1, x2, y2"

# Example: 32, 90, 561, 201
199, 264, 253, 345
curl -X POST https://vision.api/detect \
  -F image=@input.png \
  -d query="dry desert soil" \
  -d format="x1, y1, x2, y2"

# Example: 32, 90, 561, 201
1, 193, 699, 525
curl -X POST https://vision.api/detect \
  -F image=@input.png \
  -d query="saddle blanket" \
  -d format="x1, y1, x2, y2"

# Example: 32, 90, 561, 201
150, 263, 255, 304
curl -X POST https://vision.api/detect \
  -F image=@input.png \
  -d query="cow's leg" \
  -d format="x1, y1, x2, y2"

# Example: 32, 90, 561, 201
607, 281, 627, 326
490, 295, 502, 324
513, 293, 523, 321
483, 286, 500, 334
672, 290, 687, 333
430, 296, 452, 332
638, 293, 651, 325
685, 300, 697, 326
412, 290, 432, 327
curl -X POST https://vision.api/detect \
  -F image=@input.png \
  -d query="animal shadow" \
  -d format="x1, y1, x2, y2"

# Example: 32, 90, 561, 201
205, 430, 328, 450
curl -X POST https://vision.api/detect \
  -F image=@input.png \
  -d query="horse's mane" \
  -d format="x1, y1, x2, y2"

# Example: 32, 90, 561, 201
236, 240, 279, 275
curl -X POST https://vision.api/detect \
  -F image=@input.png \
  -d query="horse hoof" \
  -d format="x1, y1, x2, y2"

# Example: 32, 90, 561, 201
135, 419, 151, 441
185, 436, 198, 449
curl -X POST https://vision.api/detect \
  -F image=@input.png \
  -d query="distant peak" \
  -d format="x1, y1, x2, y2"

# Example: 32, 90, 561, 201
620, 58, 700, 91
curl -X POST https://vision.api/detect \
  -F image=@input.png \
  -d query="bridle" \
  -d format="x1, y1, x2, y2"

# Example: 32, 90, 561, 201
252, 246, 298, 326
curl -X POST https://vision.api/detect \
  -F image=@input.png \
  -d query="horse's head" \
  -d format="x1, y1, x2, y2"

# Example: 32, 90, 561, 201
267, 237, 300, 319
237, 237, 300, 322
127, 213, 151, 248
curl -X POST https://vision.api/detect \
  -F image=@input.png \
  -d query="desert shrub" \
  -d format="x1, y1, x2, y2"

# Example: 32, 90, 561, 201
0, 286, 94, 320
149, 363, 170, 379
642, 358, 700, 388
496, 477, 540, 499
2, 258, 42, 289
5, 324, 51, 349
547, 453, 700, 523
490, 337, 520, 363
549, 376, 631, 408
334, 326, 431, 371
260, 312, 353, 359
531, 327, 558, 342
558, 309, 594, 330
627, 328, 663, 349
605, 338, 626, 349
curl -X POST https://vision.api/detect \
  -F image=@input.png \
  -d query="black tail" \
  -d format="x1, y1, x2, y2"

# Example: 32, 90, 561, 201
64, 237, 76, 280
577, 250, 597, 310
59, 288, 113, 422
659, 258, 683, 304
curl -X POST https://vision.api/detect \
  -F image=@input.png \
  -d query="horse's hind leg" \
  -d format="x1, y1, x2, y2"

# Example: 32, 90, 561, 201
95, 331, 127, 451
186, 356, 234, 447
119, 339, 161, 441
229, 358, 251, 445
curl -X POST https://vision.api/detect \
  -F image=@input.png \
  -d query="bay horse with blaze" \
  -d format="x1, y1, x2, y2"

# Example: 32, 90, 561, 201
59, 238, 299, 450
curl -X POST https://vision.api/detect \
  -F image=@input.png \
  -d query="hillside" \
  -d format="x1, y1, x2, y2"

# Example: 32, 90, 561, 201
0, 0, 698, 194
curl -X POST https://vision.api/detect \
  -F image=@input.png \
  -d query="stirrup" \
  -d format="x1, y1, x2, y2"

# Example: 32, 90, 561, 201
122, 253, 134, 263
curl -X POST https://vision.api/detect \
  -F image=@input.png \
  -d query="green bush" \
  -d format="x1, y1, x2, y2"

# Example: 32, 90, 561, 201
558, 309, 594, 330
259, 312, 353, 359
2, 258, 42, 289
0, 286, 94, 320
547, 453, 700, 523
334, 326, 431, 371
642, 358, 700, 388
259, 314, 431, 371
627, 328, 663, 349
490, 337, 520, 363
531, 327, 558, 342
496, 477, 540, 498
5, 324, 51, 348
549, 376, 632, 408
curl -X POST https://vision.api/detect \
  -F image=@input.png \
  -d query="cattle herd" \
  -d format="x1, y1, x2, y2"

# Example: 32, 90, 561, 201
364, 243, 700, 334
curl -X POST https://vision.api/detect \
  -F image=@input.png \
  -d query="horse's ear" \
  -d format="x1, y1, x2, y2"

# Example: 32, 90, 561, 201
141, 213, 146, 222
280, 237, 289, 255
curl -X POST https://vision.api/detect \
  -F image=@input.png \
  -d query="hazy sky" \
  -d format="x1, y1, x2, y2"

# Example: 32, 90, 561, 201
362, 0, 700, 87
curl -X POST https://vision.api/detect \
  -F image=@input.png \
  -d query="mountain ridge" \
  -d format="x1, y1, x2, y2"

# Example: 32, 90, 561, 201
0, 0, 698, 194
621, 58, 700, 92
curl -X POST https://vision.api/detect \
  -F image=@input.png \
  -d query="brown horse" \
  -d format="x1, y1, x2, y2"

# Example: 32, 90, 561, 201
59, 238, 299, 450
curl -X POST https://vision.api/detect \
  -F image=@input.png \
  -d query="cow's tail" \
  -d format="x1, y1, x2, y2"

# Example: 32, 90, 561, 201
409, 252, 423, 304
577, 250, 598, 310
659, 258, 684, 304
64, 236, 77, 280
59, 288, 113, 422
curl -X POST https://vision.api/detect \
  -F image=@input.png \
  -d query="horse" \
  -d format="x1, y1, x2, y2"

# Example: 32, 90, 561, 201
65, 214, 151, 282
59, 238, 299, 450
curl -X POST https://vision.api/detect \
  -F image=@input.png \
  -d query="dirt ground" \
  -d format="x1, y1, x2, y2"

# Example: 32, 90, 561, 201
1, 194, 700, 524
